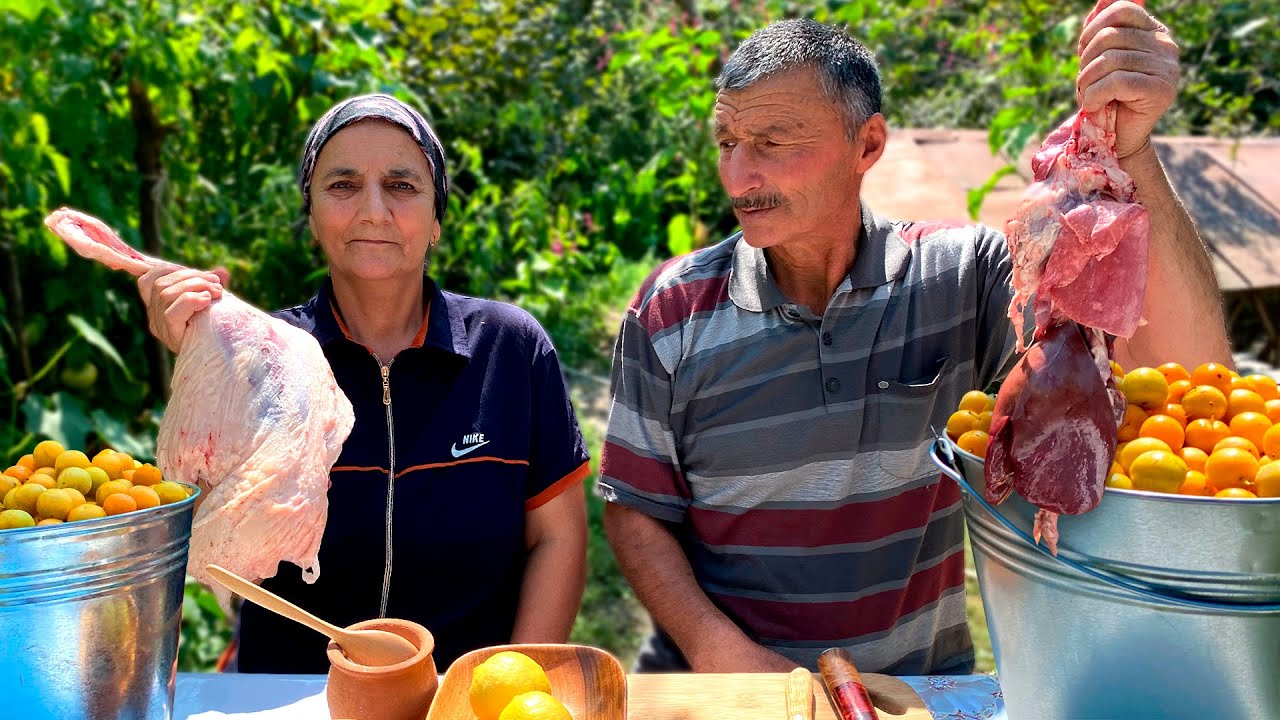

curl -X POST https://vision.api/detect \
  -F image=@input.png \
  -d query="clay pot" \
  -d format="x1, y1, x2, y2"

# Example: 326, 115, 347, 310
326, 619, 438, 720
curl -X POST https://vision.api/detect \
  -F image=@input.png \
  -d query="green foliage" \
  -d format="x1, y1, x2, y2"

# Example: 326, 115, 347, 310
179, 577, 233, 672
0, 0, 1270, 673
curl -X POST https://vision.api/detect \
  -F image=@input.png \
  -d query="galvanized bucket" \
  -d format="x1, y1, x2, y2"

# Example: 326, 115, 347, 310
0, 485, 200, 720
930, 438, 1280, 720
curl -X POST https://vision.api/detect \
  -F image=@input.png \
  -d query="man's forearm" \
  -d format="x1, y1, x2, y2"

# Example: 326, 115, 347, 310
602, 503, 797, 672
1114, 143, 1232, 371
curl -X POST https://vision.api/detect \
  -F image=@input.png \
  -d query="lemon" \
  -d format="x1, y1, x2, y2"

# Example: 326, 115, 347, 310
1128, 450, 1187, 494
956, 430, 989, 457
63, 488, 87, 508
57, 466, 93, 495
1105, 473, 1133, 489
85, 466, 111, 495
32, 440, 65, 470
498, 691, 572, 720
470, 652, 553, 720
67, 503, 107, 522
54, 450, 91, 474
945, 410, 981, 440
1255, 463, 1280, 498
92, 451, 128, 480
96, 480, 131, 505
0, 509, 36, 529
25, 473, 56, 489
154, 481, 189, 505
0, 474, 18, 498
1119, 368, 1168, 410
11, 483, 46, 515
35, 488, 74, 521
958, 390, 993, 414
1119, 436, 1171, 472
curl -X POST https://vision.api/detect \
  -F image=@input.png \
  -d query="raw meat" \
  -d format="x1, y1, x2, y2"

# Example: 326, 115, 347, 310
1005, 105, 1150, 348
985, 323, 1118, 552
985, 0, 1149, 553
44, 208, 355, 604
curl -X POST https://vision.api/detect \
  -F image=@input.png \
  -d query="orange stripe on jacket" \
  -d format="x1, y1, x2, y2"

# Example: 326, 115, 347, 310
525, 460, 591, 511
332, 465, 390, 473
394, 456, 529, 478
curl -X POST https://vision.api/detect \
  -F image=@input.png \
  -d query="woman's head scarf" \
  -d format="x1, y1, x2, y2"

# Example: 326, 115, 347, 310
298, 94, 449, 222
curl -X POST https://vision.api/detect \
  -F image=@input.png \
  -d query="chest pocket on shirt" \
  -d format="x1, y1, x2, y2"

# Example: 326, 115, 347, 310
873, 354, 953, 479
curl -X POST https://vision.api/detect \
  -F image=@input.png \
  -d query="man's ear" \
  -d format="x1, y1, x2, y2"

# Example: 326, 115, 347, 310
855, 114, 888, 174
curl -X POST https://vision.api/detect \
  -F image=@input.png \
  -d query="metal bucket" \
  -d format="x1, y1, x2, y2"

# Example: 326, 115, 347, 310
930, 438, 1280, 720
0, 485, 200, 720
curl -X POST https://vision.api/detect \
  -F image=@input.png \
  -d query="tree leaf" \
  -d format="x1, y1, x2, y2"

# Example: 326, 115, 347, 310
666, 213, 693, 256
22, 391, 95, 451
967, 165, 1019, 221
29, 112, 49, 146
89, 409, 156, 461
0, 0, 50, 21
45, 147, 71, 195
1231, 18, 1269, 39
67, 314, 134, 382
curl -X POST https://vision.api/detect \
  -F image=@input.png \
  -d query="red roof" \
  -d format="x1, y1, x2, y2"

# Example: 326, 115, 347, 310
862, 129, 1280, 292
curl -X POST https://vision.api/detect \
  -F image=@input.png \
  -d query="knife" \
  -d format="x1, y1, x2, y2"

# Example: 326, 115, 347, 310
785, 666, 816, 720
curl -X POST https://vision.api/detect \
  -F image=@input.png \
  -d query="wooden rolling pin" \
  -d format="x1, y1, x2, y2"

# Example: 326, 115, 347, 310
818, 648, 882, 720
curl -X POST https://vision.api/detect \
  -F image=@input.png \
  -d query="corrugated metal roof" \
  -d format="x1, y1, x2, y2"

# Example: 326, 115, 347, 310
862, 128, 1280, 292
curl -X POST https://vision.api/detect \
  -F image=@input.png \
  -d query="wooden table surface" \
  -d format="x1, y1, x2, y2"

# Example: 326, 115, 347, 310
626, 672, 932, 720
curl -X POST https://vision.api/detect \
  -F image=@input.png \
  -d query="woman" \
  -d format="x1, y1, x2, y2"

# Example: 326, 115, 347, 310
139, 94, 590, 672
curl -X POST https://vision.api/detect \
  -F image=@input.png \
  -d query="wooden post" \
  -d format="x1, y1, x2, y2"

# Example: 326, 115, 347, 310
1250, 291, 1279, 367
0, 233, 32, 380
127, 77, 175, 400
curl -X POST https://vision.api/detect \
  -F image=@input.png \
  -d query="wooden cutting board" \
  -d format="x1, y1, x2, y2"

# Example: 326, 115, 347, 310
626, 672, 932, 719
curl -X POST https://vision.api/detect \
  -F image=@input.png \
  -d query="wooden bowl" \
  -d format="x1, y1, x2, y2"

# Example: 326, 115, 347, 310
425, 643, 626, 720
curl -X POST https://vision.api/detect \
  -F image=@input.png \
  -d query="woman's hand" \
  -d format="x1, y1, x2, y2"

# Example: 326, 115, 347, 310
137, 265, 229, 353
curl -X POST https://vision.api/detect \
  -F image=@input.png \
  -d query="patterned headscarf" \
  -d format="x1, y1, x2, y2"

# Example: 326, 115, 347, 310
298, 94, 449, 221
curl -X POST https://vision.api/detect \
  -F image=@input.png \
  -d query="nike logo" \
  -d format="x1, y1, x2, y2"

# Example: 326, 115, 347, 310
450, 440, 490, 458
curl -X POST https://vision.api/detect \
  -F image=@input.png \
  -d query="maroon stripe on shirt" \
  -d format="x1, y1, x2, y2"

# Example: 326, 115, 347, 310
899, 220, 965, 245
687, 479, 960, 548
630, 256, 685, 313
709, 547, 966, 640
636, 274, 731, 335
600, 440, 690, 499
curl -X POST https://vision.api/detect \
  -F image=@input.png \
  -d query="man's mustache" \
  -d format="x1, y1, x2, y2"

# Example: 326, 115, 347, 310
731, 194, 785, 211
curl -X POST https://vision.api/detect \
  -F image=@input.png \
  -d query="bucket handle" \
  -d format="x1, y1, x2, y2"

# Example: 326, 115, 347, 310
930, 438, 1280, 614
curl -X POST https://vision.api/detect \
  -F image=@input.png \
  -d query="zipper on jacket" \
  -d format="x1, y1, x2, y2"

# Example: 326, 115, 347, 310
372, 354, 396, 618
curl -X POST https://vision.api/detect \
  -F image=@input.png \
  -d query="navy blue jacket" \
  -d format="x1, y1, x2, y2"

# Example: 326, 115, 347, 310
235, 276, 589, 673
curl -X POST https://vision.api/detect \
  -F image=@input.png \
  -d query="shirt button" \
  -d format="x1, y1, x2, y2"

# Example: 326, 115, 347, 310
826, 378, 841, 393
878, 380, 890, 389
822, 332, 833, 346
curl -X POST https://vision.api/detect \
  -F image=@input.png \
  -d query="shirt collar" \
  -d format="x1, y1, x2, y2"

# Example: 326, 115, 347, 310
727, 202, 911, 313
313, 274, 470, 359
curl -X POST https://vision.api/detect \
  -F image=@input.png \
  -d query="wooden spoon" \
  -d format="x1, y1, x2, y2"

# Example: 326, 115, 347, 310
785, 667, 816, 720
205, 564, 418, 667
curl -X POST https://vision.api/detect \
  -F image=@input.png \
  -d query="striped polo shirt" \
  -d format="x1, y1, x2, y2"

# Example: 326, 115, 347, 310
599, 206, 1019, 674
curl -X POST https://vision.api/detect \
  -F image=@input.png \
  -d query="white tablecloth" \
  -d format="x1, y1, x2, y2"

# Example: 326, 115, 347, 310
172, 671, 1007, 720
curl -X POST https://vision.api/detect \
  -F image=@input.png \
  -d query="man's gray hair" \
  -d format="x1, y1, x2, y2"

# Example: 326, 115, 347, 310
716, 19, 882, 139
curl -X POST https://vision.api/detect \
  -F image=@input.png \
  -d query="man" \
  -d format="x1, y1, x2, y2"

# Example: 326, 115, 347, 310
598, 5, 1230, 675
